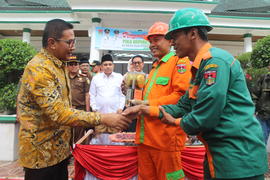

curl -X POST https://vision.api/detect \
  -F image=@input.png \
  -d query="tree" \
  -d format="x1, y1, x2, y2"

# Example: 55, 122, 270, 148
251, 35, 270, 68
237, 52, 252, 69
0, 39, 36, 113
236, 50, 267, 96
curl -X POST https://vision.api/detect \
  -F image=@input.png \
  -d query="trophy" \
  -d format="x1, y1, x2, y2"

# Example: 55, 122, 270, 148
124, 72, 146, 107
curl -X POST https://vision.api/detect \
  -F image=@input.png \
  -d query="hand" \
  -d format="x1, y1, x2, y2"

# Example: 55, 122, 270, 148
116, 109, 123, 114
159, 106, 176, 125
122, 105, 142, 119
100, 113, 132, 130
130, 99, 149, 106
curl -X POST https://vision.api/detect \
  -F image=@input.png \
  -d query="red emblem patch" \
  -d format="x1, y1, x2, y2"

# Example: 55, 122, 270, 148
177, 64, 186, 74
204, 71, 217, 85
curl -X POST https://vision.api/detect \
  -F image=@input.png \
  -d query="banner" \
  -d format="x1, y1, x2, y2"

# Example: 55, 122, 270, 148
95, 27, 149, 51
73, 144, 205, 180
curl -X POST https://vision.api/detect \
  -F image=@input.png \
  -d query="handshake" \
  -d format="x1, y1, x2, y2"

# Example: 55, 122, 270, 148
100, 99, 178, 131
99, 100, 148, 131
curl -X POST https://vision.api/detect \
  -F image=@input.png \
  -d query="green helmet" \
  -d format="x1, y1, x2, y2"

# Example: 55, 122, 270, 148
165, 8, 212, 40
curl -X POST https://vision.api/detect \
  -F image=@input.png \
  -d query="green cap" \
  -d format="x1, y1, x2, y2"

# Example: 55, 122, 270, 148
165, 8, 212, 40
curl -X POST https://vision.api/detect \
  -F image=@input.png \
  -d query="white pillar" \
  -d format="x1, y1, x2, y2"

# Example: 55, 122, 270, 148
22, 28, 31, 44
89, 17, 101, 62
243, 33, 252, 52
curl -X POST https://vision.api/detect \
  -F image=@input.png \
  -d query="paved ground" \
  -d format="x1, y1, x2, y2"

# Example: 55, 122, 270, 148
0, 154, 269, 180
0, 160, 74, 180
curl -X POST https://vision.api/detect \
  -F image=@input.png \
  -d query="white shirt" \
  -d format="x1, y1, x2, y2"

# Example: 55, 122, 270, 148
90, 72, 125, 113
101, 35, 112, 49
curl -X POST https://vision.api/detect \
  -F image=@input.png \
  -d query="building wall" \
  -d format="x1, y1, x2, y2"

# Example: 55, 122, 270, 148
1, 36, 252, 57
210, 40, 247, 57
0, 120, 19, 161
2, 36, 91, 54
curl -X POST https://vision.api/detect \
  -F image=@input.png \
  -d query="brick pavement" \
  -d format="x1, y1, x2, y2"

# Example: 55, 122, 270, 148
0, 160, 74, 180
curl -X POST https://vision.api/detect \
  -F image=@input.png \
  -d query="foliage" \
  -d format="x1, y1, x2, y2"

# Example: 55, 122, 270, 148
0, 83, 19, 113
236, 52, 251, 69
0, 39, 37, 84
0, 39, 37, 113
237, 50, 268, 94
251, 35, 270, 68
246, 67, 268, 82
237, 35, 270, 91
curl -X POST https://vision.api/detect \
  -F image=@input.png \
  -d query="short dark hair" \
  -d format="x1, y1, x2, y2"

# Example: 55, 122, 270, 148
42, 19, 73, 48
181, 26, 208, 41
131, 55, 144, 63
104, 28, 110, 33
93, 60, 101, 66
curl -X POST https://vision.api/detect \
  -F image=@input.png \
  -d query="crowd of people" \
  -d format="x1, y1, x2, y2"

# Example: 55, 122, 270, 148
16, 7, 268, 180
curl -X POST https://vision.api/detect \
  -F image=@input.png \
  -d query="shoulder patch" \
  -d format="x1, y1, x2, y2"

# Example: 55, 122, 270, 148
176, 64, 187, 74
204, 64, 218, 70
204, 70, 216, 85
86, 78, 90, 84
78, 77, 83, 82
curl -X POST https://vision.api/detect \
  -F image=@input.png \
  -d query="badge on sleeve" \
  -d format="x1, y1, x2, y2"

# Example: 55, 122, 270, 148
86, 78, 90, 84
204, 64, 218, 70
204, 70, 217, 85
177, 64, 186, 74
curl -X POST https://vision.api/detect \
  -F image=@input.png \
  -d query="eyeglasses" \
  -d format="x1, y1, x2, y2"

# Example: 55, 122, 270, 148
67, 62, 78, 66
132, 62, 142, 65
57, 39, 76, 47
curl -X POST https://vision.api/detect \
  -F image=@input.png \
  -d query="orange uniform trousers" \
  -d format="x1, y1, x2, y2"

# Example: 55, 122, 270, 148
138, 144, 185, 180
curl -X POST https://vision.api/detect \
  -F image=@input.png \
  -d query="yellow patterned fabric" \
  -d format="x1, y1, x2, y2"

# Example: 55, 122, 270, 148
17, 49, 101, 169
95, 124, 120, 134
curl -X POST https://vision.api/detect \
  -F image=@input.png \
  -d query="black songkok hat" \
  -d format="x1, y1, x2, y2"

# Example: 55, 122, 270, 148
101, 54, 113, 63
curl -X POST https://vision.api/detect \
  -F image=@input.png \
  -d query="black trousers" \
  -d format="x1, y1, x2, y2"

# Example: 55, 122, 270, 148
24, 158, 70, 180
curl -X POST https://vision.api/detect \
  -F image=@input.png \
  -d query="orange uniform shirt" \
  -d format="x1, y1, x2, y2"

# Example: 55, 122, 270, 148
135, 52, 191, 151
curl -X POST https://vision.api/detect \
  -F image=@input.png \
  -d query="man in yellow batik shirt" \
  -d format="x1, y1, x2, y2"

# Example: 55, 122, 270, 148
17, 19, 131, 180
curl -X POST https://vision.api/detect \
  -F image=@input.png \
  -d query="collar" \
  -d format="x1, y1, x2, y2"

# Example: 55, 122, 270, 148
192, 43, 212, 69
69, 73, 80, 79
102, 72, 114, 78
40, 48, 64, 68
135, 70, 145, 74
153, 52, 175, 68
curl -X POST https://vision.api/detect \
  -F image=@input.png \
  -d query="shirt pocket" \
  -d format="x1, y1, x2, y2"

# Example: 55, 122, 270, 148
155, 77, 170, 85
74, 80, 84, 89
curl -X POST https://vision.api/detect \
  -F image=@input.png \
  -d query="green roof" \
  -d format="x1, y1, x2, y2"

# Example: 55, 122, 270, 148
212, 0, 270, 17
0, 0, 71, 11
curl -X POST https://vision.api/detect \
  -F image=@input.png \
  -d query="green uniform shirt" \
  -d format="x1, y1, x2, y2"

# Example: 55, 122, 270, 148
69, 73, 90, 108
161, 44, 268, 179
